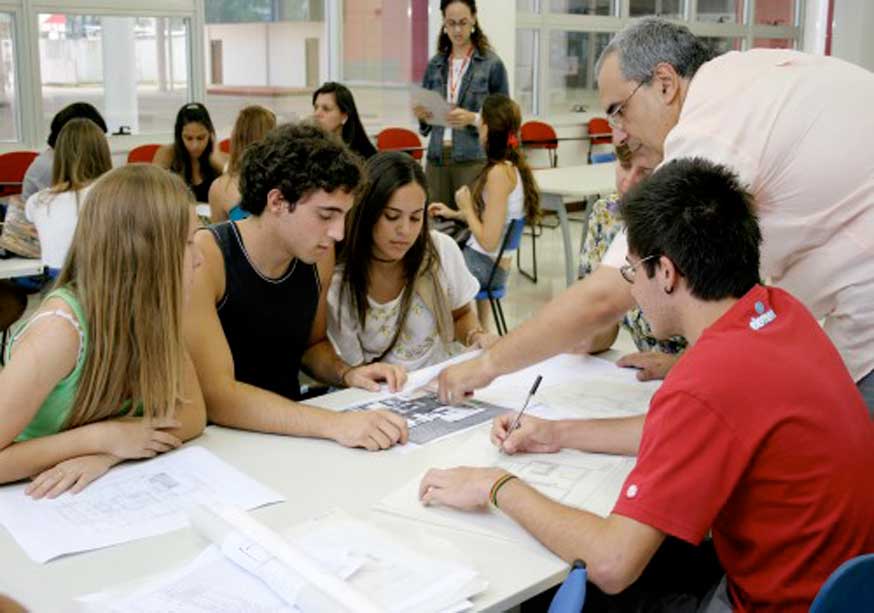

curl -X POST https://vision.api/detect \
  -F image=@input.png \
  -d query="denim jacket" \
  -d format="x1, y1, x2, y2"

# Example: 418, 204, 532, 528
419, 48, 509, 164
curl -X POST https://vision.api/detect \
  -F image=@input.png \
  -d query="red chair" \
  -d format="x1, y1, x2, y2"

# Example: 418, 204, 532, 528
586, 118, 612, 164
127, 144, 161, 164
219, 138, 230, 154
376, 128, 423, 161
521, 120, 558, 168
0, 151, 39, 198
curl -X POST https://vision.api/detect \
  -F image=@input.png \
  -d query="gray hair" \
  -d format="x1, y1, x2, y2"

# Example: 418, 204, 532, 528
595, 17, 712, 85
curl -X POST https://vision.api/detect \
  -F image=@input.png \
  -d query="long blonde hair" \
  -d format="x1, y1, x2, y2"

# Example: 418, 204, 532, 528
55, 165, 193, 428
227, 105, 276, 176
50, 118, 112, 194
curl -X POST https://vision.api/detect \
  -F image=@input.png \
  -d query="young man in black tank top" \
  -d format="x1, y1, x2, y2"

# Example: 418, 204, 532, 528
184, 123, 410, 451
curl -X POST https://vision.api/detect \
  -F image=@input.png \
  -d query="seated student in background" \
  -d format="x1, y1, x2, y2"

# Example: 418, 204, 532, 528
312, 82, 377, 160
429, 93, 540, 332
420, 158, 874, 612
22, 102, 107, 202
577, 137, 686, 381
208, 105, 276, 223
155, 102, 227, 203
328, 151, 496, 372
185, 123, 409, 452
0, 165, 206, 498
25, 118, 112, 275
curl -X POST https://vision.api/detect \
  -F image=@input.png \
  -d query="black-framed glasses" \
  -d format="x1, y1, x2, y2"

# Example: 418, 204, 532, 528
620, 254, 657, 284
607, 81, 646, 130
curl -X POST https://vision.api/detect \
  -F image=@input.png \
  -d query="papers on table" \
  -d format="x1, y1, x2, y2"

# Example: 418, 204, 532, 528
410, 84, 453, 127
80, 507, 486, 613
0, 446, 283, 563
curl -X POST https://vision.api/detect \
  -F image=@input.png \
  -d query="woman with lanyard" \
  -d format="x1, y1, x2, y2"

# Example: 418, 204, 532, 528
415, 0, 508, 212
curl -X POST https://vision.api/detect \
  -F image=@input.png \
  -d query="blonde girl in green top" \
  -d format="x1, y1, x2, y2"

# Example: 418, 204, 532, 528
0, 164, 206, 498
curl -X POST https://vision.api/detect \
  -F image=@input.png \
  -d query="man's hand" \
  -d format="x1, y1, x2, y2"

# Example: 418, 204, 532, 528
437, 355, 496, 404
616, 351, 679, 381
413, 104, 433, 122
26, 454, 121, 499
419, 466, 506, 511
343, 363, 407, 393
332, 411, 409, 451
491, 413, 561, 455
97, 418, 182, 459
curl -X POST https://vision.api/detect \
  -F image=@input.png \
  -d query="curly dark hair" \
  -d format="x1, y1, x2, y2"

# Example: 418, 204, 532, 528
238, 122, 366, 216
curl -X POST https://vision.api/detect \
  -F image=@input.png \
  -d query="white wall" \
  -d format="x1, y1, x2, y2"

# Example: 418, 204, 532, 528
804, 0, 874, 72
205, 22, 325, 88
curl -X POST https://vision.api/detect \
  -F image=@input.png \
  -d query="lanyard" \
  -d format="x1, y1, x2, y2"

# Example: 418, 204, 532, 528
447, 47, 474, 104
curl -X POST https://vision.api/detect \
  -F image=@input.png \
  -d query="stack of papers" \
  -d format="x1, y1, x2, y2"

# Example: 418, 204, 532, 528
0, 446, 284, 563
81, 506, 486, 613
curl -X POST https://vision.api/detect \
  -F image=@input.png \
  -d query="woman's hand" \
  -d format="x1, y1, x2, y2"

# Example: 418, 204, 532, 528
413, 105, 433, 122
447, 108, 476, 129
97, 417, 183, 459
26, 454, 121, 499
429, 202, 462, 221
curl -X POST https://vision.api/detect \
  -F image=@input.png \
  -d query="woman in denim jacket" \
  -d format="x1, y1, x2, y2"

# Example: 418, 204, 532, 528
415, 0, 509, 211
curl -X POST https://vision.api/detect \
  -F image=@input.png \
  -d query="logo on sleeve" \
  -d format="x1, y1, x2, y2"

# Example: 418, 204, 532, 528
749, 301, 777, 331
626, 484, 639, 499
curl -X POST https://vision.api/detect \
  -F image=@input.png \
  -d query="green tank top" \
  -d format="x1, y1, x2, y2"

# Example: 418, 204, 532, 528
7, 287, 88, 441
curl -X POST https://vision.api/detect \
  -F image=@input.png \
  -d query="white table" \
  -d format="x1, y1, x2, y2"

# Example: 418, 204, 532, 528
0, 257, 43, 280
534, 163, 616, 287
0, 350, 639, 612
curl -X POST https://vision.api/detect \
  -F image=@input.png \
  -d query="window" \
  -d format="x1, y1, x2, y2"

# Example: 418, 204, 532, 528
203, 0, 326, 133
515, 29, 538, 115
38, 14, 190, 137
549, 0, 616, 16
630, 0, 685, 19
0, 12, 17, 142
753, 38, 794, 49
754, 0, 795, 26
696, 0, 743, 24
517, 0, 539, 11
547, 30, 611, 115
700, 36, 743, 56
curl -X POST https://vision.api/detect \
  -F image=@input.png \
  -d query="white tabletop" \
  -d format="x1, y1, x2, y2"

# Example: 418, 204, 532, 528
0, 349, 639, 612
0, 257, 43, 280
534, 162, 617, 199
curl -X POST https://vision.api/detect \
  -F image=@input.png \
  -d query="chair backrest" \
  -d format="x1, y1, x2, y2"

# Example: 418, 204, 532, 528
376, 127, 423, 160
810, 554, 874, 613
127, 144, 161, 164
587, 118, 612, 145
0, 151, 39, 198
548, 561, 587, 613
219, 138, 230, 154
521, 120, 558, 150
483, 217, 527, 293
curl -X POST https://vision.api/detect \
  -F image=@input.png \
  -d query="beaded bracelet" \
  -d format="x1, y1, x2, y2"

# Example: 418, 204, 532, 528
489, 474, 518, 509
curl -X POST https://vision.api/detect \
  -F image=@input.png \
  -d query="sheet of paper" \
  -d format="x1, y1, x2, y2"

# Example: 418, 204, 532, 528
375, 431, 636, 550
80, 509, 485, 613
0, 446, 284, 563
410, 84, 452, 127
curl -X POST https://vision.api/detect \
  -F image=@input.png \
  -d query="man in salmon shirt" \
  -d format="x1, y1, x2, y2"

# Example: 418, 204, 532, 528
420, 158, 874, 612
437, 18, 874, 419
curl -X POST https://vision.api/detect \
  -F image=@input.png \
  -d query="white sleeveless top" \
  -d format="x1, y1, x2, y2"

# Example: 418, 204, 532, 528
466, 164, 524, 259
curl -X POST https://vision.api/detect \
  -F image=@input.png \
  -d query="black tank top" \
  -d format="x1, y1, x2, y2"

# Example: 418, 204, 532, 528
208, 221, 320, 400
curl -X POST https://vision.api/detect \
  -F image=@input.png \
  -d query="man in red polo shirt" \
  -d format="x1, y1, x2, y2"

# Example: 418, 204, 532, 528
419, 158, 874, 612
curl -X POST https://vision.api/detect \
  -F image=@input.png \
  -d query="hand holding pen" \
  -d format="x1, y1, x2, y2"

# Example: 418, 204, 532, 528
496, 375, 544, 454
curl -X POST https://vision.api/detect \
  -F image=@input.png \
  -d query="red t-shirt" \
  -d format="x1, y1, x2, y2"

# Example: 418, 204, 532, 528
613, 285, 874, 613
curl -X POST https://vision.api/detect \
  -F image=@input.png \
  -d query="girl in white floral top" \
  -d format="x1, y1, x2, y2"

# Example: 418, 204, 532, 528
328, 152, 497, 372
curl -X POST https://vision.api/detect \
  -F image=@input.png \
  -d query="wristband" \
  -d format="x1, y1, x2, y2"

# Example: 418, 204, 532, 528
338, 364, 355, 387
465, 328, 485, 346
489, 473, 518, 508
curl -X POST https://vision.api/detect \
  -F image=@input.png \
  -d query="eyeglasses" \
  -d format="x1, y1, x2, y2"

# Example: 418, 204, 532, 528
444, 19, 472, 31
620, 254, 657, 284
607, 81, 646, 130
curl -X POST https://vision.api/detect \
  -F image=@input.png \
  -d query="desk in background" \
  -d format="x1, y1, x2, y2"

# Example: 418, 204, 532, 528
0, 257, 43, 280
533, 163, 616, 287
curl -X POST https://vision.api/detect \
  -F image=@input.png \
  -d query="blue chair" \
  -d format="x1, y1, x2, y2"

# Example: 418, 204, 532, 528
475, 217, 526, 336
810, 553, 874, 613
548, 560, 587, 613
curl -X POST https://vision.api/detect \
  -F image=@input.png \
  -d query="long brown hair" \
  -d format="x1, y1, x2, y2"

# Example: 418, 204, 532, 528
55, 165, 193, 428
50, 118, 112, 194
227, 105, 276, 176
436, 0, 492, 56
472, 94, 540, 223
